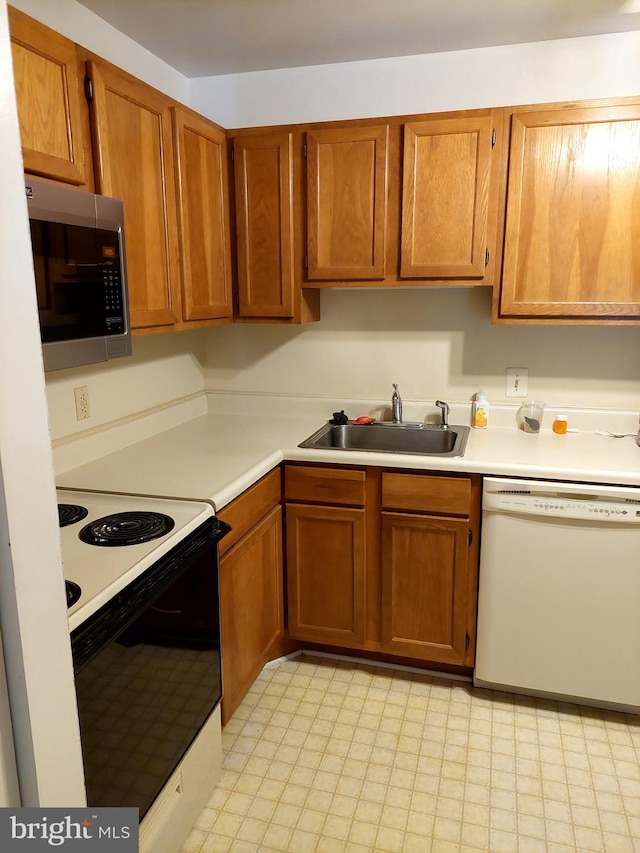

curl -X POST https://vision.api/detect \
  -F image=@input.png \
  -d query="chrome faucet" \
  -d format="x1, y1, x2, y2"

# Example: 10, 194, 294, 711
391, 384, 403, 424
435, 400, 450, 428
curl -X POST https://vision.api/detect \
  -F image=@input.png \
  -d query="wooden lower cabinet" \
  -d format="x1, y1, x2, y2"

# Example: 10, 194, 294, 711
286, 504, 366, 646
380, 511, 471, 664
217, 462, 479, 726
217, 471, 287, 724
284, 463, 480, 670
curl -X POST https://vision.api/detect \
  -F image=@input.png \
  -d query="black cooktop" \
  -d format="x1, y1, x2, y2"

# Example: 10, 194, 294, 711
58, 503, 88, 527
79, 511, 175, 547
66, 580, 81, 608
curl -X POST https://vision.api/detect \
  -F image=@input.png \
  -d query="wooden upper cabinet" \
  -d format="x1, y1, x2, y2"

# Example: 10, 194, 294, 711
498, 102, 640, 321
233, 131, 295, 318
401, 115, 495, 279
86, 60, 180, 330
306, 125, 389, 280
9, 6, 89, 187
172, 107, 233, 323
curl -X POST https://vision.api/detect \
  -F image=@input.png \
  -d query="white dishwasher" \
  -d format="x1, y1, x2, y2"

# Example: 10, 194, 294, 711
475, 476, 640, 713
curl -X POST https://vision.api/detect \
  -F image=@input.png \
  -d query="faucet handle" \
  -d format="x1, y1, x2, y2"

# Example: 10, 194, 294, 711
435, 400, 450, 428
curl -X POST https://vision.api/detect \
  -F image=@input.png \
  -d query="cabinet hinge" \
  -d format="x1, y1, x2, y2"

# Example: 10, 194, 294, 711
230, 147, 234, 162
491, 128, 496, 148
468, 529, 473, 546
304, 254, 308, 269
84, 76, 93, 102
465, 632, 470, 651
484, 248, 489, 267
303, 142, 307, 158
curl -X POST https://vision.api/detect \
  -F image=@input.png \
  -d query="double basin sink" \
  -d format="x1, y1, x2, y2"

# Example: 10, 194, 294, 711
299, 420, 470, 458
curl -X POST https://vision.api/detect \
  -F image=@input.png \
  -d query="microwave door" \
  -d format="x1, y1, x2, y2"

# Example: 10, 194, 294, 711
32, 220, 123, 344
26, 176, 131, 372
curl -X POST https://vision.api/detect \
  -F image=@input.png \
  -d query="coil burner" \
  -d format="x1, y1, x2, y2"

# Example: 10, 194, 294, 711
79, 511, 175, 547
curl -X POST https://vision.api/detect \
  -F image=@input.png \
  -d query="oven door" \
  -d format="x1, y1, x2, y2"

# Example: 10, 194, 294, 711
70, 516, 230, 819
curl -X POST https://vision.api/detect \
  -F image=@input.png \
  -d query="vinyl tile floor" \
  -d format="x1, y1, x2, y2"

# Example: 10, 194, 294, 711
181, 654, 640, 853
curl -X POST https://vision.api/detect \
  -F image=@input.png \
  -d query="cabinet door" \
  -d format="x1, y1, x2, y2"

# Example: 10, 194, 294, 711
172, 107, 233, 322
306, 125, 388, 280
380, 512, 471, 664
219, 506, 284, 724
401, 116, 494, 279
499, 104, 640, 320
233, 131, 295, 318
87, 60, 181, 330
9, 7, 89, 186
286, 503, 366, 646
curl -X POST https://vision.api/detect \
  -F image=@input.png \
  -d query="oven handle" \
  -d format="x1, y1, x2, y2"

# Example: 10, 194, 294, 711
216, 519, 232, 540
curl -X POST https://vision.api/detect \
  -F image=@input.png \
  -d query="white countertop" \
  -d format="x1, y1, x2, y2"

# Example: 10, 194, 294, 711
57, 399, 640, 509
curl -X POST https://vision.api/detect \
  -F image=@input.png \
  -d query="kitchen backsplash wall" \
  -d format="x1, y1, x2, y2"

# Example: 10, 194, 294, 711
203, 289, 640, 413
45, 330, 208, 442
46, 288, 640, 450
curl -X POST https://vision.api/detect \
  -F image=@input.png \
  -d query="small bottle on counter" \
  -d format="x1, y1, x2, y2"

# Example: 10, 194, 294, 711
553, 414, 568, 434
472, 389, 489, 429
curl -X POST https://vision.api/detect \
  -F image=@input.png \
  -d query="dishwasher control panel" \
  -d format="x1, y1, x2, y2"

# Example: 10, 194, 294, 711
482, 478, 640, 523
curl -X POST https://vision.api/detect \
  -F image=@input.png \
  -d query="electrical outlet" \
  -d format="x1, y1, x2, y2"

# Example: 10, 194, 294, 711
74, 385, 90, 420
505, 367, 528, 398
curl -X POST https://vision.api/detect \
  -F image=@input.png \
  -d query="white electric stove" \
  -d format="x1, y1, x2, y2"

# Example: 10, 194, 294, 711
57, 487, 227, 852
57, 488, 215, 632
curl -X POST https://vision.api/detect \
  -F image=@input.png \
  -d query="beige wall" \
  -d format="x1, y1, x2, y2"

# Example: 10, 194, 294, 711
204, 289, 640, 413
46, 331, 208, 442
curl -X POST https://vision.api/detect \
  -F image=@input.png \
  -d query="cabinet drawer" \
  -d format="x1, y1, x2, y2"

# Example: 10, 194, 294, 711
381, 472, 470, 516
285, 465, 366, 507
218, 469, 281, 556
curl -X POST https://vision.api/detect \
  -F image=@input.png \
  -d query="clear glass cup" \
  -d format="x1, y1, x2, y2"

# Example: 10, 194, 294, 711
517, 401, 545, 433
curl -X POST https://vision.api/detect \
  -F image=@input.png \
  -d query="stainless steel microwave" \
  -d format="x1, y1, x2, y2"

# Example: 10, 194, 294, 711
26, 177, 131, 372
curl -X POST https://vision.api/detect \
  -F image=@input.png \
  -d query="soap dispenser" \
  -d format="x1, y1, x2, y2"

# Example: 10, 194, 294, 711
472, 389, 489, 429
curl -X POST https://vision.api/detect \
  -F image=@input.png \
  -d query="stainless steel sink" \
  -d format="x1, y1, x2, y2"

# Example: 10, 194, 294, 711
299, 421, 470, 457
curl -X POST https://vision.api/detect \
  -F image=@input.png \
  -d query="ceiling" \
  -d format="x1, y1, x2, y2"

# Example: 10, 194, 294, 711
76, 0, 640, 78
